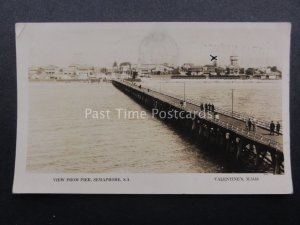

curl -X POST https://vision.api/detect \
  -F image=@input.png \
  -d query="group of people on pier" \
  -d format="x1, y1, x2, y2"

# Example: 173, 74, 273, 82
199, 103, 215, 112
245, 118, 281, 135
199, 103, 220, 121
131, 81, 282, 137
270, 121, 281, 135
245, 118, 257, 132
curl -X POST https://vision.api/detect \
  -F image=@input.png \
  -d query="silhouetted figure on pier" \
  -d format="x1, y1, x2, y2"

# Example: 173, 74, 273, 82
180, 101, 186, 108
216, 113, 220, 121
270, 121, 275, 135
252, 118, 257, 132
200, 103, 204, 111
276, 122, 281, 135
247, 118, 252, 131
215, 113, 220, 122
208, 103, 211, 111
139, 84, 141, 89
214, 112, 220, 121
211, 104, 215, 112
205, 103, 208, 112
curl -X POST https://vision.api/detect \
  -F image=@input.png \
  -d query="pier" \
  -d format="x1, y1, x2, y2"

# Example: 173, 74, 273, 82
112, 80, 284, 174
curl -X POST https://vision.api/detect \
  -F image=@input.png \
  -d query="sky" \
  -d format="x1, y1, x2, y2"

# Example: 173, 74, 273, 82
18, 22, 290, 69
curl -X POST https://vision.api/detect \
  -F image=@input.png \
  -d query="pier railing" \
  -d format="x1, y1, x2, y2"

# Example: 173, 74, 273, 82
210, 119, 283, 151
121, 80, 283, 152
140, 84, 282, 134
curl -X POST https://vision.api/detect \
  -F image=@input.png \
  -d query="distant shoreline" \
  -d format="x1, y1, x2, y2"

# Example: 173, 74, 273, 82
28, 78, 282, 84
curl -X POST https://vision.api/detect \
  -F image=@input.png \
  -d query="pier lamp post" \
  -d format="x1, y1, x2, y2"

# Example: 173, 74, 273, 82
174, 81, 186, 101
183, 82, 186, 101
231, 89, 234, 117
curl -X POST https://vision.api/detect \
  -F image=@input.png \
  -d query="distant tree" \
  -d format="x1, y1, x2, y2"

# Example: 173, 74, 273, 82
113, 62, 118, 68
100, 67, 107, 73
239, 68, 245, 74
226, 67, 230, 75
172, 68, 180, 75
270, 66, 277, 72
245, 68, 255, 75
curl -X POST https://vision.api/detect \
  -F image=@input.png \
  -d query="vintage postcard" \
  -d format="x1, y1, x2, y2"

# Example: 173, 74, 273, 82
13, 22, 292, 194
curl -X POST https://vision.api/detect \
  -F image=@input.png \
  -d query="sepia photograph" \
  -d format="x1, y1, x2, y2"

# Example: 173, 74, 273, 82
13, 22, 292, 194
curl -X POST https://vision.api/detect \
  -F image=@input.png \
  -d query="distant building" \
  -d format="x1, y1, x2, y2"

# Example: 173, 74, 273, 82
266, 67, 282, 79
28, 66, 41, 79
44, 65, 60, 78
28, 66, 44, 79
76, 65, 95, 79
69, 64, 79, 71
112, 62, 119, 73
153, 64, 174, 74
216, 66, 226, 76
28, 66, 39, 75
187, 66, 203, 75
182, 63, 194, 71
137, 64, 174, 75
203, 65, 216, 75
62, 67, 75, 77
230, 56, 238, 66
212, 60, 217, 67
119, 62, 131, 74
228, 56, 239, 75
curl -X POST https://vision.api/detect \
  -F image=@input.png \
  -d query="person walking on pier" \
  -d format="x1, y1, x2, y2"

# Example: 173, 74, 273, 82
215, 112, 220, 122
208, 103, 211, 111
270, 121, 275, 135
200, 103, 204, 111
180, 100, 186, 109
252, 118, 257, 132
205, 103, 208, 112
247, 118, 252, 131
276, 121, 281, 135
211, 104, 215, 112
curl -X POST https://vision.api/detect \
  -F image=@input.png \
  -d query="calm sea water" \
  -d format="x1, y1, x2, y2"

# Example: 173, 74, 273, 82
27, 80, 282, 173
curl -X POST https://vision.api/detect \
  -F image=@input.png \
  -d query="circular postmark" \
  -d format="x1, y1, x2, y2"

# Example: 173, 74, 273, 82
138, 32, 180, 65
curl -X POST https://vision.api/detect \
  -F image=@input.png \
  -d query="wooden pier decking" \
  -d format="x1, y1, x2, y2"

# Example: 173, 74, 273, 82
112, 80, 284, 174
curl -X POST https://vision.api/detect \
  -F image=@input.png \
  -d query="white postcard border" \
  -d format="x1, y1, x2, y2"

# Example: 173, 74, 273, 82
13, 22, 293, 194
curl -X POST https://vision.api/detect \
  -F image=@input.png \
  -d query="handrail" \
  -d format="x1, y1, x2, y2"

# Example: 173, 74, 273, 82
138, 83, 282, 134
116, 80, 283, 151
